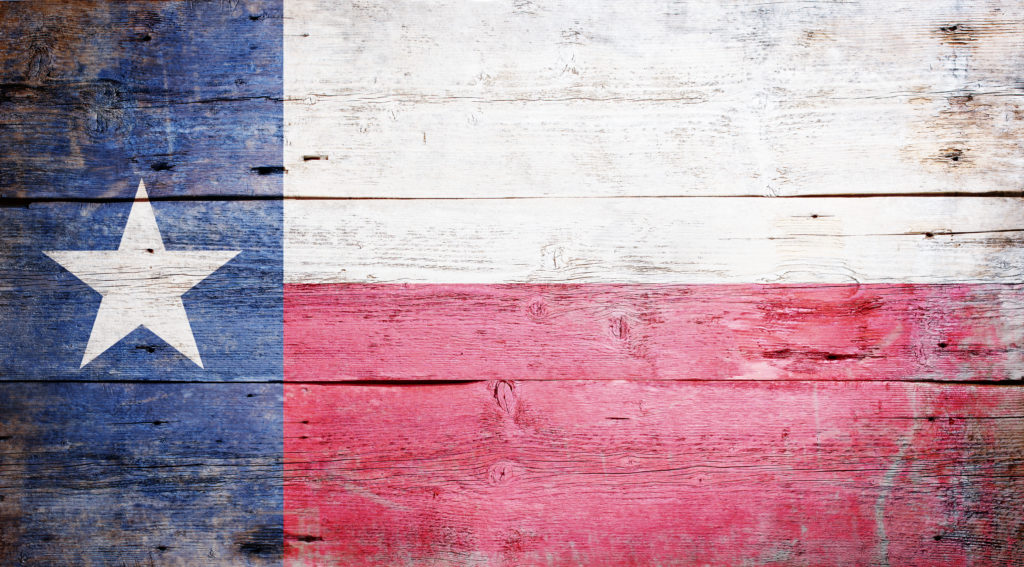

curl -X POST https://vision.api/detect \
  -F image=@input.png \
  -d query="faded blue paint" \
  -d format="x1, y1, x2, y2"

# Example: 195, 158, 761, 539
0, 0, 283, 380
0, 1, 284, 199
1, 196, 283, 380
0, 1, 284, 564
0, 382, 284, 565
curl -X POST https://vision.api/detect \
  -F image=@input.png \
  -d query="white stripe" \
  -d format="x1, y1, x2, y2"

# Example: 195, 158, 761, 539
283, 1, 1024, 284
284, 0, 1024, 198
283, 197, 1024, 283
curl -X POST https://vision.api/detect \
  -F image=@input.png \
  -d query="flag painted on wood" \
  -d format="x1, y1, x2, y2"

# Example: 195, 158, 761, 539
2, 0, 1024, 566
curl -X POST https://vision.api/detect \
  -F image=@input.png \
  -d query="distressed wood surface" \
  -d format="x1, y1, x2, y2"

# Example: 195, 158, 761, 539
285, 0, 1024, 198
284, 197, 1024, 284
3, 0, 1024, 565
0, 1, 287, 564
285, 283, 1024, 382
285, 380, 1024, 566
0, 0, 283, 200
0, 195, 283, 381
0, 382, 283, 567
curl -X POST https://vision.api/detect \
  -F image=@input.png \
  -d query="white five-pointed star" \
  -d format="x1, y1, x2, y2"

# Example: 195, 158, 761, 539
45, 180, 239, 368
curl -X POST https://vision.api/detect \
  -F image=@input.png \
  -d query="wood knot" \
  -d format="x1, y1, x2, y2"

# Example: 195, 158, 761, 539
487, 461, 518, 485
79, 80, 133, 136
234, 524, 283, 559
493, 380, 516, 415
938, 147, 967, 165
938, 23, 973, 46
25, 43, 54, 82
525, 298, 548, 320
610, 315, 629, 340
23, 25, 63, 83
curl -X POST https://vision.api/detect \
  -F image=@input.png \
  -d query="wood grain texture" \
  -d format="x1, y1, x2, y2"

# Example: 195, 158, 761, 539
0, 196, 282, 380
285, 283, 1024, 382
0, 0, 287, 563
0, 0, 283, 200
284, 197, 1024, 284
0, 1, 285, 379
4, 0, 1024, 565
284, 380, 1024, 566
0, 382, 283, 566
285, 0, 1024, 198
0, 0, 285, 376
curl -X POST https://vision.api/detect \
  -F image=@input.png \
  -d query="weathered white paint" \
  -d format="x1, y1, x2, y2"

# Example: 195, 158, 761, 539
282, 1, 1024, 285
284, 0, 1024, 197
45, 181, 239, 367
283, 197, 1024, 284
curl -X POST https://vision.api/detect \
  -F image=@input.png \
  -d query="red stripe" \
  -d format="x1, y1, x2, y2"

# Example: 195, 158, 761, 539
285, 283, 1022, 381
283, 381, 1024, 565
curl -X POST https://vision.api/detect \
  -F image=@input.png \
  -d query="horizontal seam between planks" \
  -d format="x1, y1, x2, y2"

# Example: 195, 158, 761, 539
2, 378, 1024, 386
2, 192, 1024, 206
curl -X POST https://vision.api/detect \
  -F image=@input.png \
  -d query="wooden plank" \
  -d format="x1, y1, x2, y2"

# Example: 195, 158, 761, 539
0, 197, 282, 380
283, 196, 1024, 284
284, 283, 1024, 382
284, 0, 1024, 198
0, 1, 285, 378
0, 382, 283, 566
0, 0, 283, 200
284, 380, 1024, 566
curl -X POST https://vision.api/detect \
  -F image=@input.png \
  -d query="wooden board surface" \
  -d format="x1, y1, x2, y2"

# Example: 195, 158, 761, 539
0, 1, 287, 564
0, 0, 283, 200
0, 189, 283, 381
285, 283, 1024, 382
285, 380, 1024, 566
284, 0, 1024, 198
284, 197, 1024, 284
3, 0, 1024, 565
0, 382, 283, 566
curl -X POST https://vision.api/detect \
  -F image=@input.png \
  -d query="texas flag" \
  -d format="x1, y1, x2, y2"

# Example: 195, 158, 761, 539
2, 1, 1023, 566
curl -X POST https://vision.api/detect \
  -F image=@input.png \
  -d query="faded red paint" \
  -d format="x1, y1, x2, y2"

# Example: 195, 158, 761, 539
285, 284, 1022, 381
283, 381, 1024, 566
